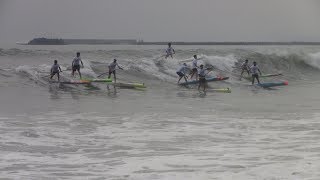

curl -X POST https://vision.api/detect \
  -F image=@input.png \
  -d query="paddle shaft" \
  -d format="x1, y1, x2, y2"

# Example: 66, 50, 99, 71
97, 68, 124, 78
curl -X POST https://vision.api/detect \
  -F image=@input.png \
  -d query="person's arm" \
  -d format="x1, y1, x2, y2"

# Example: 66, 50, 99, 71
81, 60, 84, 68
258, 68, 262, 75
59, 66, 62, 72
117, 63, 123, 70
173, 48, 175, 54
205, 68, 212, 76
186, 67, 191, 73
72, 59, 74, 67
50, 66, 53, 73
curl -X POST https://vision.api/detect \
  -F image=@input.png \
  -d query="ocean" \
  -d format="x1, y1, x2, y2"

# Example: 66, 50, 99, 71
0, 44, 320, 179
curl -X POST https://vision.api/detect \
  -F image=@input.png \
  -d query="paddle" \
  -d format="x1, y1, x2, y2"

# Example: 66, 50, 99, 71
205, 68, 214, 76
97, 67, 124, 78
97, 72, 107, 78
42, 70, 63, 78
232, 66, 241, 69
153, 54, 165, 61
208, 65, 241, 77
42, 74, 51, 78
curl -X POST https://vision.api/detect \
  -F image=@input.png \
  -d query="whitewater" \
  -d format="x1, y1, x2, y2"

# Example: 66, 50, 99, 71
1, 44, 320, 180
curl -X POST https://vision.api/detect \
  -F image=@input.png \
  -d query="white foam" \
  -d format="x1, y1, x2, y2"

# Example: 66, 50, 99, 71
202, 54, 238, 71
125, 54, 238, 83
307, 52, 320, 69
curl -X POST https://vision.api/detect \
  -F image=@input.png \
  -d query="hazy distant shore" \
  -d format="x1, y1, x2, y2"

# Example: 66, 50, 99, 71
138, 42, 320, 45
21, 38, 320, 45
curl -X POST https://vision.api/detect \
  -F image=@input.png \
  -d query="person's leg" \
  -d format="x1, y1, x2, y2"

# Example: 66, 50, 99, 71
57, 72, 60, 81
204, 81, 207, 92
183, 76, 188, 83
191, 68, 198, 79
108, 71, 111, 79
178, 76, 183, 83
177, 72, 183, 83
256, 75, 260, 84
240, 69, 245, 80
252, 75, 255, 84
113, 71, 116, 83
77, 68, 82, 79
50, 72, 56, 80
200, 80, 205, 91
107, 70, 112, 89
189, 70, 195, 79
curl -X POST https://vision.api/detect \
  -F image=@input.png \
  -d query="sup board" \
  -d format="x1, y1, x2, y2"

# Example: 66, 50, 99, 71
204, 88, 231, 93
106, 82, 146, 88
50, 79, 91, 84
179, 57, 204, 63
179, 76, 229, 86
179, 59, 193, 63
83, 78, 112, 82
243, 73, 283, 81
210, 88, 231, 93
256, 81, 288, 88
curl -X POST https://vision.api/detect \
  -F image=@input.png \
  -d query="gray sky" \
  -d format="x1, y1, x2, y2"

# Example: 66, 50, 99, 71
0, 0, 320, 44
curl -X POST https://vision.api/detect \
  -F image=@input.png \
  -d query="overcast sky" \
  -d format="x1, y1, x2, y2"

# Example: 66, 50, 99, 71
0, 0, 320, 44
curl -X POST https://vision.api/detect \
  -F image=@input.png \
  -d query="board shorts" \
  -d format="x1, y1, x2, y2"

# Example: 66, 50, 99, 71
252, 74, 259, 78
72, 65, 80, 71
242, 66, 249, 71
108, 70, 115, 76
165, 53, 173, 59
199, 76, 206, 83
176, 72, 184, 77
51, 71, 59, 76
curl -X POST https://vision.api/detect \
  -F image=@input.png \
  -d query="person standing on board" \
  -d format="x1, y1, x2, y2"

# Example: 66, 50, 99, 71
176, 63, 189, 84
72, 52, 84, 79
240, 59, 250, 80
50, 60, 62, 81
165, 43, 175, 59
108, 59, 123, 83
189, 55, 200, 80
250, 61, 262, 84
198, 64, 211, 92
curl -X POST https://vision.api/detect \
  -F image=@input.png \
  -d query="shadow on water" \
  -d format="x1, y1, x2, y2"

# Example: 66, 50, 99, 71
176, 84, 208, 98
69, 90, 80, 100
107, 85, 118, 98
48, 83, 81, 100
47, 83, 141, 100
248, 85, 280, 94
176, 90, 207, 98
49, 85, 61, 99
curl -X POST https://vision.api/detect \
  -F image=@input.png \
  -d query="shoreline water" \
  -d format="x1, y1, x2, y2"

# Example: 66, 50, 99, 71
18, 37, 320, 46
0, 44, 320, 179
